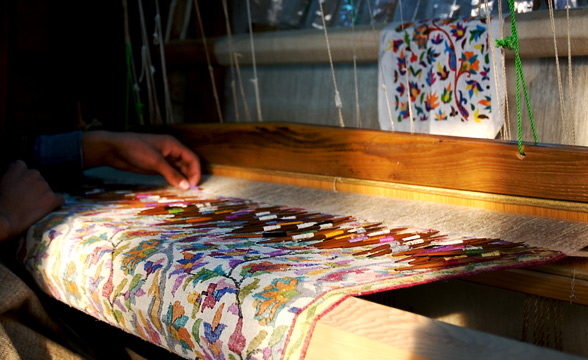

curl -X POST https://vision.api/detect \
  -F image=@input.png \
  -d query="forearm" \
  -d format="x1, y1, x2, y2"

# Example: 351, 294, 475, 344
81, 130, 117, 169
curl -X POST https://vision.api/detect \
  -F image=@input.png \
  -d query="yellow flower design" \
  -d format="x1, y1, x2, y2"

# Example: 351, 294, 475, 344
253, 277, 301, 325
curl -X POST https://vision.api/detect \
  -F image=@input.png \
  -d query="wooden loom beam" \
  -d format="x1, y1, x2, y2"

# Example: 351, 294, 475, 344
165, 8, 588, 66
306, 297, 578, 360
168, 123, 588, 206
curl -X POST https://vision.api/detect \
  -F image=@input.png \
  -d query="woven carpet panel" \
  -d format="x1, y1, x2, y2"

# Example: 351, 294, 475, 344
18, 170, 569, 359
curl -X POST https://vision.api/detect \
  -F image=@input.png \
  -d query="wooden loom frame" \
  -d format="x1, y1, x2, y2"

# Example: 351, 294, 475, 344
161, 8, 588, 359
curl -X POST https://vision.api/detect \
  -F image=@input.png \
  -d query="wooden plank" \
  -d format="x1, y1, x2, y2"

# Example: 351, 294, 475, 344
465, 268, 588, 306
306, 297, 578, 359
165, 8, 588, 66
167, 123, 588, 204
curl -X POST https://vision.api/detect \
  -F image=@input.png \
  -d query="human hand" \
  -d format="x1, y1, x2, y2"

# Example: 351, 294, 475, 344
0, 161, 64, 242
82, 131, 201, 189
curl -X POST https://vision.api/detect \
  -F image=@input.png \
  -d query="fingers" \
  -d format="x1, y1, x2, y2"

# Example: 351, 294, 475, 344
168, 145, 201, 187
150, 134, 201, 187
82, 131, 201, 189
151, 154, 191, 190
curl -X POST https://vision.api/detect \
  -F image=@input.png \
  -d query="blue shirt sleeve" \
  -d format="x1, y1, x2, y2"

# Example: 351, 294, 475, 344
32, 130, 84, 190
34, 130, 84, 172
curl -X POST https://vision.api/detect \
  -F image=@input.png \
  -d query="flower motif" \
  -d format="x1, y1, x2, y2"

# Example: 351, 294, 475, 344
166, 301, 195, 351
399, 102, 410, 121
450, 23, 467, 40
253, 277, 301, 326
441, 83, 453, 104
409, 81, 421, 102
435, 110, 447, 121
479, 96, 491, 111
121, 239, 161, 275
413, 24, 430, 49
425, 92, 439, 112
466, 79, 483, 98
461, 51, 480, 75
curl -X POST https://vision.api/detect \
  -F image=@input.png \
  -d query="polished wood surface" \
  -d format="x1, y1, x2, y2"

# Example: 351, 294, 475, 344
168, 123, 588, 204
466, 267, 588, 306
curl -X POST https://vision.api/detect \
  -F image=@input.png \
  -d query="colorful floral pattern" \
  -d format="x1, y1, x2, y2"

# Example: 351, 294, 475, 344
379, 16, 503, 138
20, 186, 561, 359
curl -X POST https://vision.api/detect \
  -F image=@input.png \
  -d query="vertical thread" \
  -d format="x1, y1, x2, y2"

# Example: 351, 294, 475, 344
350, 0, 362, 128
194, 0, 224, 123
521, 294, 530, 342
397, 0, 415, 130
245, 0, 263, 122
483, 0, 506, 142
137, 0, 162, 124
318, 0, 345, 128
154, 0, 174, 124
547, 0, 568, 144
553, 299, 563, 351
221, 0, 241, 122
566, 0, 576, 144
498, 0, 511, 141
366, 0, 395, 131
234, 53, 252, 122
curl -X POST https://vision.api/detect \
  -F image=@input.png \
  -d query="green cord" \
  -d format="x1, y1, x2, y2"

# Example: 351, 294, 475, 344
496, 0, 538, 156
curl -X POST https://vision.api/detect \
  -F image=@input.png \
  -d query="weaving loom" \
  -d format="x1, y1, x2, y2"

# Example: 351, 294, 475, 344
12, 1, 588, 359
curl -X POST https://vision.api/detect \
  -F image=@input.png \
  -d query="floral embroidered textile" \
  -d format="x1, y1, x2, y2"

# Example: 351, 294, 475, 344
20, 186, 561, 359
378, 16, 504, 138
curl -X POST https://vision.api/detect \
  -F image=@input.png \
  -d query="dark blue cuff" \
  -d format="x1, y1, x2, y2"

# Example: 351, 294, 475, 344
33, 131, 84, 190
34, 131, 84, 172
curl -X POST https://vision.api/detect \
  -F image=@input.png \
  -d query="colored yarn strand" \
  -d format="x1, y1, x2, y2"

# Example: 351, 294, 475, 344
497, 0, 538, 156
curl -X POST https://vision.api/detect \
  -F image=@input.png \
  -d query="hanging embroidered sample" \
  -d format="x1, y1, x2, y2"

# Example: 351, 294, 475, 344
19, 186, 562, 359
378, 16, 504, 138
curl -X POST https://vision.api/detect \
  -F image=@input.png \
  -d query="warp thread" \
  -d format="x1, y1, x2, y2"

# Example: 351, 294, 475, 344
522, 294, 564, 351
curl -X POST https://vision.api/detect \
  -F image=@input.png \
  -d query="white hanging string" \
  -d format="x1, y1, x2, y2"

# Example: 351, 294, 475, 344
234, 53, 253, 122
137, 0, 162, 124
566, 0, 576, 144
350, 0, 362, 128
245, 0, 263, 122
366, 0, 394, 131
412, 0, 422, 20
221, 0, 241, 122
318, 0, 345, 128
154, 0, 174, 124
483, 0, 506, 141
397, 0, 415, 133
497, 0, 511, 140
193, 0, 224, 123
164, 0, 178, 42
180, 0, 193, 40
547, 0, 568, 143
